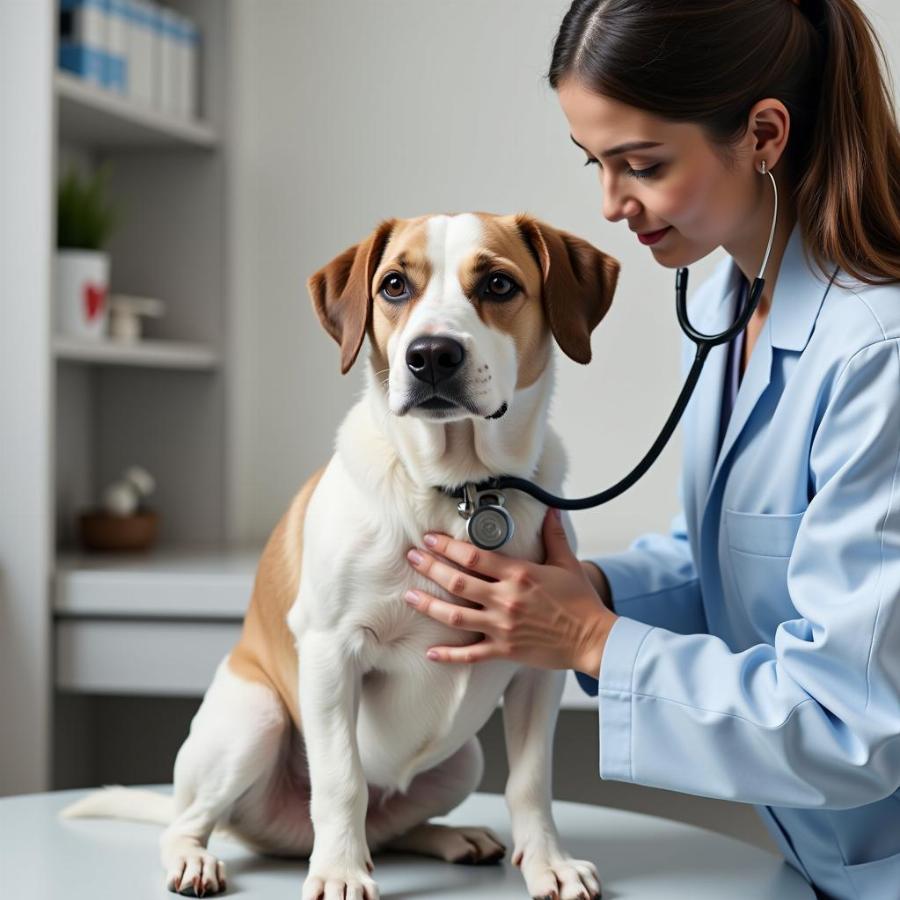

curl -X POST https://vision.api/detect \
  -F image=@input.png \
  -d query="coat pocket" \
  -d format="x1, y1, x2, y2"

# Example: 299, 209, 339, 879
724, 510, 805, 640
842, 852, 900, 899
724, 509, 805, 557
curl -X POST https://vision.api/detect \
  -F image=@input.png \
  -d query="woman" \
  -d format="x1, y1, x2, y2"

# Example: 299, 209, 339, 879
402, 1, 900, 897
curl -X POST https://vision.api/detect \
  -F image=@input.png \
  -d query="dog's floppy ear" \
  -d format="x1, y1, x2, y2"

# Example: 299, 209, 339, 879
514, 214, 619, 364
307, 218, 396, 374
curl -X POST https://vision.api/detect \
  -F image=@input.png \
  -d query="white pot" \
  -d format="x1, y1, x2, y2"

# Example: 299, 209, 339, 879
55, 249, 111, 341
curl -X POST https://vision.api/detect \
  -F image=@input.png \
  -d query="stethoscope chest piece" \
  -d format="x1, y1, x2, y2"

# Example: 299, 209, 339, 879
457, 483, 515, 550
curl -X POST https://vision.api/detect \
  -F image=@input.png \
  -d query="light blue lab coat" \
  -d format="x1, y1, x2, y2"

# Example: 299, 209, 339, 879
576, 222, 900, 899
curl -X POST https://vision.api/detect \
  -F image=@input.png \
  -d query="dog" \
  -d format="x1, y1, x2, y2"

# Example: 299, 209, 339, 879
61, 211, 618, 900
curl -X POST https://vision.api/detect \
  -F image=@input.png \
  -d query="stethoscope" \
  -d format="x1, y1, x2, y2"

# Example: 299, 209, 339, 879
439, 162, 782, 550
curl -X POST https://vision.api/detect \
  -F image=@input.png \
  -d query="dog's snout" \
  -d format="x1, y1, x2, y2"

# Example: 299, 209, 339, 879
406, 335, 465, 385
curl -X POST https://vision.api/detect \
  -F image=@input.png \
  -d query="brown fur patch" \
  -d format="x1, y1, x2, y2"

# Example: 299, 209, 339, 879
471, 214, 551, 388
368, 217, 434, 376
228, 466, 326, 730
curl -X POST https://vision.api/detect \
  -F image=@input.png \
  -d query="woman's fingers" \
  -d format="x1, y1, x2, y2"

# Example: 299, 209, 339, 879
419, 532, 513, 580
425, 637, 499, 665
404, 589, 490, 634
407, 547, 496, 605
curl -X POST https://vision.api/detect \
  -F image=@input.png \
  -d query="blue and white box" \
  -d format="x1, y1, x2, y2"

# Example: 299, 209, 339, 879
126, 0, 155, 107
186, 17, 200, 119
173, 12, 200, 119
58, 0, 107, 89
103, 0, 129, 95
145, 2, 163, 110
157, 4, 178, 116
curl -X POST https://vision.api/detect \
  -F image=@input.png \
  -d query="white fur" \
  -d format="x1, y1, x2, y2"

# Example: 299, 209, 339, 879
60, 214, 603, 900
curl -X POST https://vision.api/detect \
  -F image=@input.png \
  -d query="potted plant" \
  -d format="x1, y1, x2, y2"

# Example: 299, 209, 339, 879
55, 163, 118, 341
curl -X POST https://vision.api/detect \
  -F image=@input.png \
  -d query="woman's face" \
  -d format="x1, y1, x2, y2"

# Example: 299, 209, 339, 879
557, 79, 757, 268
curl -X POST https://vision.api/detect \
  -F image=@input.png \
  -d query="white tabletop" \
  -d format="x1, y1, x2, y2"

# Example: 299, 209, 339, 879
0, 787, 814, 899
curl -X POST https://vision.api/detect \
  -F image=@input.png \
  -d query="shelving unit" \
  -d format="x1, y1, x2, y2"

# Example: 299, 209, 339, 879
50, 0, 242, 790
52, 1, 233, 555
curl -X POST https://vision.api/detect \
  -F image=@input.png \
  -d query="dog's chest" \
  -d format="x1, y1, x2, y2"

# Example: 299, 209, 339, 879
350, 487, 545, 653
334, 490, 545, 789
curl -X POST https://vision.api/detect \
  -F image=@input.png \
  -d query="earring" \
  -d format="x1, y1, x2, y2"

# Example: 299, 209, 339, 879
759, 160, 768, 175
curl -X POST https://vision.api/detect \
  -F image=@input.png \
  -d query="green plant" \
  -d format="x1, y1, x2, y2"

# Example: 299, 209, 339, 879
57, 163, 118, 250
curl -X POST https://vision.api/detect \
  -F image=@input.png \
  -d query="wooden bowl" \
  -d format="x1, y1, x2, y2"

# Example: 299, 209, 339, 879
78, 510, 159, 552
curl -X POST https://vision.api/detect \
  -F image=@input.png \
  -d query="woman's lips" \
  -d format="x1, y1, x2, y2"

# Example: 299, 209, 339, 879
637, 226, 672, 246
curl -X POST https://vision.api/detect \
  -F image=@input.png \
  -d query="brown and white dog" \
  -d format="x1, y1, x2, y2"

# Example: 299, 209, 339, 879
61, 212, 618, 900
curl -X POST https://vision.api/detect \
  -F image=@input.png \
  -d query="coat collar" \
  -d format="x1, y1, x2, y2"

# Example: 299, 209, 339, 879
692, 223, 839, 539
685, 220, 838, 350
766, 221, 838, 352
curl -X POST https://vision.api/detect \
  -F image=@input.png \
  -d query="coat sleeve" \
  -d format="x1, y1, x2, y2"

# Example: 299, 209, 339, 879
575, 509, 707, 697
593, 338, 900, 809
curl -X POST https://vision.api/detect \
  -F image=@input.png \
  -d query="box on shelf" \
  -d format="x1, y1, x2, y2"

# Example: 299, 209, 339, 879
175, 11, 200, 119
150, 2, 201, 119
104, 0, 128, 94
58, 0, 108, 89
125, 0, 154, 107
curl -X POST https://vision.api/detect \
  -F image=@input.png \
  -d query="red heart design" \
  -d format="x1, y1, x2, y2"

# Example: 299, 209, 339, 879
83, 282, 107, 321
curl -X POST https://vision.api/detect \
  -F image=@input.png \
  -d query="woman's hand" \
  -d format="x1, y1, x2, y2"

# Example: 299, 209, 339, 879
403, 508, 618, 677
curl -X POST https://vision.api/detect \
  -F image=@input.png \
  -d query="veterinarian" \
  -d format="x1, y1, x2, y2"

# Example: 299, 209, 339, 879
402, 1, 900, 897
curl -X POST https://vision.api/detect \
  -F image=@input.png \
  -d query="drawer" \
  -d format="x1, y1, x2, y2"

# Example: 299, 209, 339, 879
55, 618, 242, 696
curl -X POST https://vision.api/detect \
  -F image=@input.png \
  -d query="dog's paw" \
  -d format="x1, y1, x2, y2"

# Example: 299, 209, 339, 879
513, 848, 602, 900
387, 822, 507, 864
165, 850, 226, 897
301, 862, 379, 900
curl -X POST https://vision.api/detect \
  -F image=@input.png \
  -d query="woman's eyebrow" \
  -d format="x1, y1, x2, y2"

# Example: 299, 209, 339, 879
569, 134, 663, 158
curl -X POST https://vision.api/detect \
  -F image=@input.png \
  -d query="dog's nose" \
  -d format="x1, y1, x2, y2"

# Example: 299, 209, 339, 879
406, 335, 466, 385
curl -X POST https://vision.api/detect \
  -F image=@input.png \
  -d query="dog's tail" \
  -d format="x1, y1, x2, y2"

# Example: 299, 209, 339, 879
59, 785, 176, 826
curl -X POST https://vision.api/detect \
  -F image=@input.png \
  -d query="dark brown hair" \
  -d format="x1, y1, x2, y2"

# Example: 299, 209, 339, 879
548, 0, 900, 285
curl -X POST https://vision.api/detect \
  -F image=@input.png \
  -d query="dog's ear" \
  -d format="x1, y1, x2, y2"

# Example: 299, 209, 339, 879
307, 218, 396, 374
514, 214, 619, 364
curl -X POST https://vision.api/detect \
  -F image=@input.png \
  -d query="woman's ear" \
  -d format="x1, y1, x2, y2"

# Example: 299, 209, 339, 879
307, 218, 396, 374
748, 98, 791, 170
515, 214, 619, 363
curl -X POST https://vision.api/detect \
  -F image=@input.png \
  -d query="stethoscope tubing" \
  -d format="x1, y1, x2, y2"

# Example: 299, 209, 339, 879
483, 275, 764, 510
469, 167, 780, 512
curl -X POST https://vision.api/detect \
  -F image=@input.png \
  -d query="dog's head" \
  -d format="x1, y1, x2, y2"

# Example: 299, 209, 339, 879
307, 212, 618, 421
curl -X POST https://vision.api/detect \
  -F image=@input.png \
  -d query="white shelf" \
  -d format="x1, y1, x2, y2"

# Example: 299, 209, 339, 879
53, 335, 220, 370
55, 71, 218, 150
54, 545, 259, 619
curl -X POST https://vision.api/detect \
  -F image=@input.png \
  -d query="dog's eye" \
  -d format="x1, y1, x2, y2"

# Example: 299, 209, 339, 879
380, 273, 409, 302
483, 273, 518, 300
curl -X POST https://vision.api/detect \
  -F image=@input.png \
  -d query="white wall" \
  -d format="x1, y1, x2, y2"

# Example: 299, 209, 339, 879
227, 0, 899, 559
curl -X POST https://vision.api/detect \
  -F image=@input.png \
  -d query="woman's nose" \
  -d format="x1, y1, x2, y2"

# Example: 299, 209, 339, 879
602, 179, 641, 223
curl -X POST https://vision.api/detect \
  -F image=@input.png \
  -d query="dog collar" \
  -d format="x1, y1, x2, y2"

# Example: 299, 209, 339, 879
435, 477, 503, 502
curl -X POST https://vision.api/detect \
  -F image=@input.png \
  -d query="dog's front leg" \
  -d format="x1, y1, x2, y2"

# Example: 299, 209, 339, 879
503, 667, 603, 900
298, 632, 379, 900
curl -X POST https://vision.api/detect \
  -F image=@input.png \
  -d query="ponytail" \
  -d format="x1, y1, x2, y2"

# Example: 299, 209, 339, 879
796, 0, 900, 285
